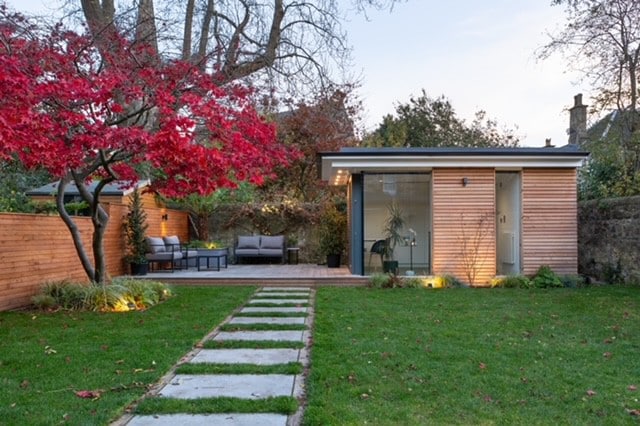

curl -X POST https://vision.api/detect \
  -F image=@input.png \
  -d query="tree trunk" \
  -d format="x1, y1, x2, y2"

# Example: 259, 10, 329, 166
182, 0, 195, 61
56, 175, 97, 282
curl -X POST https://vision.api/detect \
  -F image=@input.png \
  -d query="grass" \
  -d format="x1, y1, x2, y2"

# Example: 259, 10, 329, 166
0, 286, 255, 425
134, 396, 298, 415
304, 286, 640, 425
175, 362, 303, 375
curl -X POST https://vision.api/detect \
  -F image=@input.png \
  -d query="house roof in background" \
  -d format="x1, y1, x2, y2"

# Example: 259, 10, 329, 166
26, 180, 150, 197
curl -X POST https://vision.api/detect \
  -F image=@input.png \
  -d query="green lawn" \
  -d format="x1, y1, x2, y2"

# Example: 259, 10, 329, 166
1, 285, 639, 425
304, 286, 640, 425
0, 286, 255, 425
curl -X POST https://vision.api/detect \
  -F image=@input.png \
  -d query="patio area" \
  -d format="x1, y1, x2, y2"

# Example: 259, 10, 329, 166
141, 263, 367, 287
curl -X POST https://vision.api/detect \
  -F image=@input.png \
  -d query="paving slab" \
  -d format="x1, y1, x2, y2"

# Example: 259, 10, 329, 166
254, 292, 310, 298
240, 307, 307, 313
128, 413, 287, 426
229, 316, 306, 325
248, 299, 308, 305
213, 330, 304, 342
261, 287, 311, 292
158, 374, 294, 399
190, 348, 300, 365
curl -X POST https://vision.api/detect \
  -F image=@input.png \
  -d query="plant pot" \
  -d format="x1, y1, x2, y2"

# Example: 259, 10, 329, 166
383, 260, 398, 274
130, 262, 148, 276
326, 254, 341, 268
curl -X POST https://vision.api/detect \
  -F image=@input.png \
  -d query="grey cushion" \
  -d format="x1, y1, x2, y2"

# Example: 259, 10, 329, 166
237, 236, 260, 249
145, 252, 183, 261
146, 236, 166, 254
261, 235, 284, 249
259, 248, 284, 257
235, 248, 260, 256
163, 235, 181, 250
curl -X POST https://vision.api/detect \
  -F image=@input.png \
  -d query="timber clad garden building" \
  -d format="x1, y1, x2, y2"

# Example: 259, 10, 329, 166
319, 145, 588, 285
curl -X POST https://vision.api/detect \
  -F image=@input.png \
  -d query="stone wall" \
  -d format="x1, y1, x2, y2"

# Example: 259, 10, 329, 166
578, 196, 640, 284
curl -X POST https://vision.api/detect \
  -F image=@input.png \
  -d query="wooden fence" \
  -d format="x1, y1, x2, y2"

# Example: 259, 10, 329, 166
0, 204, 188, 311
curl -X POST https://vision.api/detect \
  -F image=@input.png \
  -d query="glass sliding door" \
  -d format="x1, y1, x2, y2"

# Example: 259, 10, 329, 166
363, 173, 431, 275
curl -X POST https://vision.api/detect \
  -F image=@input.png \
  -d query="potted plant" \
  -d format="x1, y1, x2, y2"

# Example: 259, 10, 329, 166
124, 189, 149, 275
318, 203, 347, 268
382, 202, 405, 274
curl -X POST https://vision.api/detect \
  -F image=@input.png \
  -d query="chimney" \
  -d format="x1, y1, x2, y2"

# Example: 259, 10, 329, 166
544, 138, 555, 148
568, 93, 587, 145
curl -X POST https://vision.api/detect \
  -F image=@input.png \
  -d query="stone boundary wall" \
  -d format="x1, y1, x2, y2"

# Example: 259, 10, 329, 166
578, 196, 640, 284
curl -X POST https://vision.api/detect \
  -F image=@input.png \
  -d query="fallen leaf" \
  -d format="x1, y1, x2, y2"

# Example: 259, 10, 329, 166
629, 409, 640, 416
75, 390, 102, 400
628, 385, 637, 391
603, 352, 612, 359
586, 389, 597, 397
603, 338, 613, 344
20, 380, 29, 389
479, 362, 487, 370
360, 393, 369, 400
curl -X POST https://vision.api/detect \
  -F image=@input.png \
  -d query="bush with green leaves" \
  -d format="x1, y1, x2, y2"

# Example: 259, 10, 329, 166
493, 275, 532, 289
402, 276, 423, 289
33, 279, 172, 311
440, 274, 468, 288
531, 265, 563, 288
559, 274, 587, 288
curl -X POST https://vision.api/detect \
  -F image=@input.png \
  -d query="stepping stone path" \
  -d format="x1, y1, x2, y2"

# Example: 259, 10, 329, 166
122, 287, 313, 426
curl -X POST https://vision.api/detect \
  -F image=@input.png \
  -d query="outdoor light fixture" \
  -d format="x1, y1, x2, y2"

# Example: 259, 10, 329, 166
462, 177, 469, 187
161, 214, 168, 221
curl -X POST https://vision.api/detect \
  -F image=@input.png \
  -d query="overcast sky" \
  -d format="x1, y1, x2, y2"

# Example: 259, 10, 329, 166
5, 0, 588, 147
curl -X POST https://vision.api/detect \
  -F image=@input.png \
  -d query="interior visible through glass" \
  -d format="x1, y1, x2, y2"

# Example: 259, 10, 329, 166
363, 173, 431, 275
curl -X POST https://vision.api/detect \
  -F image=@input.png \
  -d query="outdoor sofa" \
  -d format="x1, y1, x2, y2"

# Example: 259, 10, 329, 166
145, 235, 197, 272
234, 235, 286, 264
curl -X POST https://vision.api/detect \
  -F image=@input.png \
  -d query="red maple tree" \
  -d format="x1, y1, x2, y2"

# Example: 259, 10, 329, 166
0, 12, 291, 283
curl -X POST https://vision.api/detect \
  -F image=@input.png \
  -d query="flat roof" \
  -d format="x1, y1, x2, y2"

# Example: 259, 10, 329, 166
26, 179, 150, 197
319, 145, 589, 185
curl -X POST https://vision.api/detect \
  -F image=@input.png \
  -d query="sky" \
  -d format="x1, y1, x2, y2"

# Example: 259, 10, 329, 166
6, 0, 588, 147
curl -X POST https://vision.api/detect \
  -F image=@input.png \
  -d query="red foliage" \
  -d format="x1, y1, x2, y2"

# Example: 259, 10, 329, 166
0, 15, 291, 197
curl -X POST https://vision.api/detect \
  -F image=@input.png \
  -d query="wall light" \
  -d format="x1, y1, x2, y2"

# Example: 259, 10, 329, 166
462, 177, 469, 187
161, 214, 168, 221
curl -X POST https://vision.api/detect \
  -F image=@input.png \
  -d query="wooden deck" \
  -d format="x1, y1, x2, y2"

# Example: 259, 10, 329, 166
140, 263, 368, 287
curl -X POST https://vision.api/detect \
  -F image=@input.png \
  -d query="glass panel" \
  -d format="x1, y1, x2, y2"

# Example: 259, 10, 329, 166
363, 173, 431, 275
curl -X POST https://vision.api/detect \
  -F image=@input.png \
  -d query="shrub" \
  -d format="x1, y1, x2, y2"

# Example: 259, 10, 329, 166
402, 277, 423, 289
493, 275, 532, 289
32, 294, 57, 310
33, 279, 172, 311
559, 274, 587, 288
531, 265, 563, 288
83, 284, 133, 312
440, 274, 468, 288
368, 273, 390, 289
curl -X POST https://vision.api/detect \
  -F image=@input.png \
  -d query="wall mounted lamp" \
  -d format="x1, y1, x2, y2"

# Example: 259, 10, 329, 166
161, 214, 168, 221
462, 177, 469, 187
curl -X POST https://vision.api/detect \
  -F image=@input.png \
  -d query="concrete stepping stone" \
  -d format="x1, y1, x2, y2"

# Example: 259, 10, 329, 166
261, 287, 310, 292
240, 307, 307, 313
229, 317, 305, 325
254, 292, 310, 298
214, 330, 304, 342
158, 374, 294, 399
248, 299, 307, 305
190, 348, 300, 365
128, 413, 287, 426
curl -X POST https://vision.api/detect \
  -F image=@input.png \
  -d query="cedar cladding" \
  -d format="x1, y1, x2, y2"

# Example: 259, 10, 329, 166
432, 168, 496, 285
521, 168, 578, 275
